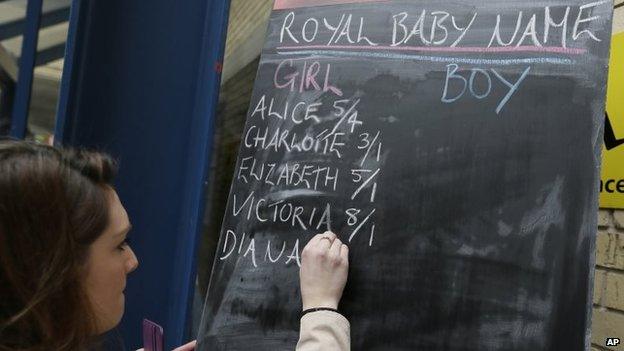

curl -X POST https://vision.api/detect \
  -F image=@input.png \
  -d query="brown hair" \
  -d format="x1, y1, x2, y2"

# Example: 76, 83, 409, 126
0, 140, 118, 351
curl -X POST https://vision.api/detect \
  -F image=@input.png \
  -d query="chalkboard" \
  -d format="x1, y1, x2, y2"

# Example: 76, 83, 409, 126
197, 1, 614, 350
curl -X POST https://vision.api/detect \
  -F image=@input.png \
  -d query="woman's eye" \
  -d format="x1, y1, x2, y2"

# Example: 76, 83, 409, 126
117, 238, 131, 251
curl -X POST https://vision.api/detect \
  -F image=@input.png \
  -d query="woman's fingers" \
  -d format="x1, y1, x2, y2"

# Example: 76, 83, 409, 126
140, 339, 195, 351
172, 340, 197, 351
340, 244, 349, 265
303, 232, 335, 259
299, 232, 349, 310
314, 231, 336, 249
328, 238, 343, 263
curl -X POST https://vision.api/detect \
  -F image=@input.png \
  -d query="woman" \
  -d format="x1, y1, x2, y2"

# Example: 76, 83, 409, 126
0, 140, 349, 351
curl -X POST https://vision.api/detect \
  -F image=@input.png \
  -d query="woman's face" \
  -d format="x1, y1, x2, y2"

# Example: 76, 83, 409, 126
84, 188, 139, 334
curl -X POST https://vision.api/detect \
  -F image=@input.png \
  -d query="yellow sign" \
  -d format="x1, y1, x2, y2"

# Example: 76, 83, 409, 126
600, 32, 624, 209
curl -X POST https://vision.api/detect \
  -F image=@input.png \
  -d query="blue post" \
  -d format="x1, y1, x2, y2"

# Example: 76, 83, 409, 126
167, 0, 231, 344
54, 0, 83, 143
54, 0, 231, 348
10, 0, 43, 139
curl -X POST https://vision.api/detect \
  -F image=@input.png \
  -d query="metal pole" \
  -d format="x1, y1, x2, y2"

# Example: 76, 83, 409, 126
10, 0, 43, 139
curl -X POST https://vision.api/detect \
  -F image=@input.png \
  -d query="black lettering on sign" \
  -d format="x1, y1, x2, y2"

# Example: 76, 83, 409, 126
605, 112, 624, 151
600, 179, 624, 194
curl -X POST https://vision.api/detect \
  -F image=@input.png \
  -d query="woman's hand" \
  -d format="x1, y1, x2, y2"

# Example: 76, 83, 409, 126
136, 339, 196, 351
299, 232, 349, 310
173, 340, 196, 351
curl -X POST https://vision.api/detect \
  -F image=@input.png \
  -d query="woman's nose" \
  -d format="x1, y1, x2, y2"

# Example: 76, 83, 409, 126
126, 246, 139, 273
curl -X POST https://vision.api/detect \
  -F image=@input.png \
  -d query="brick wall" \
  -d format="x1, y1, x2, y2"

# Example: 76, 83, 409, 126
220, 0, 273, 83
197, 57, 260, 297
223, 0, 273, 60
594, 210, 624, 350
592, 3, 624, 350
195, 0, 275, 298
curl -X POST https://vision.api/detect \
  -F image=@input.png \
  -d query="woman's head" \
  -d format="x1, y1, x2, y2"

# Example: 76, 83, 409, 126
0, 140, 138, 350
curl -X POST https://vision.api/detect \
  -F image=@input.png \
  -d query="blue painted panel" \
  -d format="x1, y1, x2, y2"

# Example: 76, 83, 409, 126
55, 0, 230, 349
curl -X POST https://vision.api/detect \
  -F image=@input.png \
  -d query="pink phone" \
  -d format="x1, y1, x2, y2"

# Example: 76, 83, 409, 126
142, 319, 164, 351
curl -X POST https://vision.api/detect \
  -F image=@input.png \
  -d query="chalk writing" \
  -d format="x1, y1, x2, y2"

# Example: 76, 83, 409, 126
217, 0, 608, 268
441, 64, 531, 114
224, 61, 384, 266
277, 2, 608, 49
